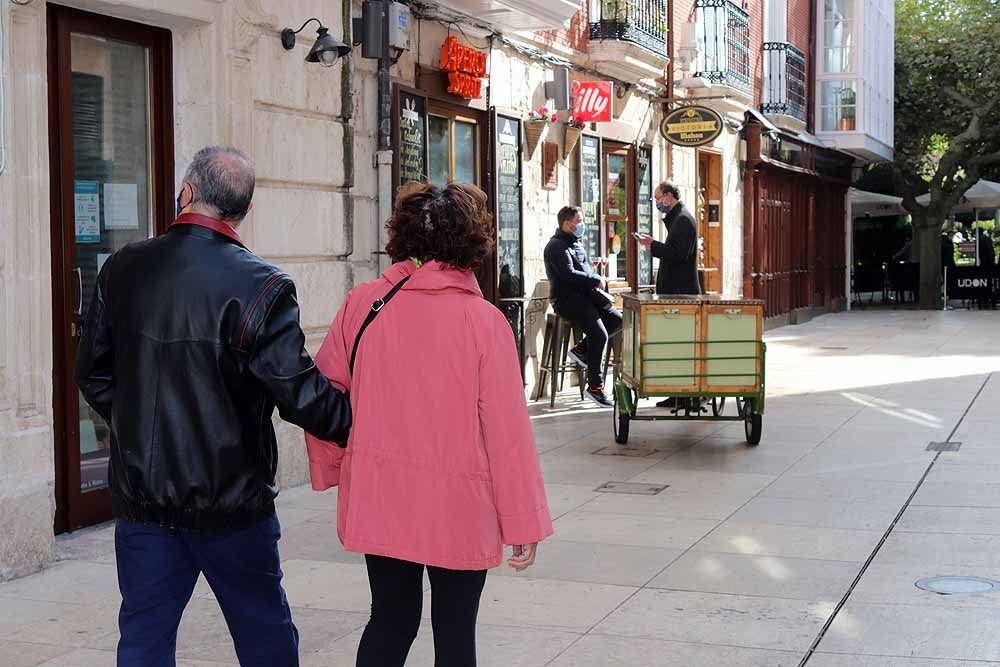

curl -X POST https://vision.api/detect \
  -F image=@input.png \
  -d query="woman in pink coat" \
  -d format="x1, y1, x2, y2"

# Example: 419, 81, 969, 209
305, 182, 553, 666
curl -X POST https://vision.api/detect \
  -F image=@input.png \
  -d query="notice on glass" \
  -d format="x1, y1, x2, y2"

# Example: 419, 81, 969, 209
103, 183, 140, 230
74, 180, 101, 244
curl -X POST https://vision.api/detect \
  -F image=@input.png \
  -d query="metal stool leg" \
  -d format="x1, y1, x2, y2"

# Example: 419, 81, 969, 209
550, 315, 561, 408
533, 317, 554, 402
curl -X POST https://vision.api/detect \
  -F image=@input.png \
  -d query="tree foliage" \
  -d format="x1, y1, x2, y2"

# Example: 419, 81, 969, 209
893, 0, 1000, 306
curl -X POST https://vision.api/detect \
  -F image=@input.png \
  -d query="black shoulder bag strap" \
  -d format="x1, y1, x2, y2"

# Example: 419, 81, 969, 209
349, 275, 412, 375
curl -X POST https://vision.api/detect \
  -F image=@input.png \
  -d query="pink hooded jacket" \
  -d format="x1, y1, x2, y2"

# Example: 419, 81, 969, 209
304, 260, 553, 571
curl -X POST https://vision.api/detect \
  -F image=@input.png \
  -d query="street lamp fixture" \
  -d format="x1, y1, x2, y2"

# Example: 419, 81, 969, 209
281, 18, 351, 67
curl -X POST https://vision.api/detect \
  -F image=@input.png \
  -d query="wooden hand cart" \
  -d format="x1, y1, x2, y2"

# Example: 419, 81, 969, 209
612, 295, 766, 446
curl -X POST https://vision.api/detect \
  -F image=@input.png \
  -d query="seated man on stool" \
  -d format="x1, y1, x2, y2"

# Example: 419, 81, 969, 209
544, 206, 622, 407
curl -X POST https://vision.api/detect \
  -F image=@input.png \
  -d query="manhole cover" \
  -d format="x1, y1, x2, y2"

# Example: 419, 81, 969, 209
915, 576, 998, 595
595, 482, 668, 495
927, 441, 962, 452
821, 346, 849, 351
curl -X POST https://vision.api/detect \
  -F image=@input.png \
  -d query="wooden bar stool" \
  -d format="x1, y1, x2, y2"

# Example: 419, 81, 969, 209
533, 313, 586, 408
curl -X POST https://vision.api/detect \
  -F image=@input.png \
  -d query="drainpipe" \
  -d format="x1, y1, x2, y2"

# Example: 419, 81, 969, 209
341, 0, 356, 267
375, 0, 393, 275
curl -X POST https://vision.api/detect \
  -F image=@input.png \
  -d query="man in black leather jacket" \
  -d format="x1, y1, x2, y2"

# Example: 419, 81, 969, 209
76, 146, 351, 666
543, 206, 622, 407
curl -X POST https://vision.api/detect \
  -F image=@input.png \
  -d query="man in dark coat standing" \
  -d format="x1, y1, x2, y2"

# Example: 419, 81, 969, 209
636, 182, 702, 409
636, 182, 702, 295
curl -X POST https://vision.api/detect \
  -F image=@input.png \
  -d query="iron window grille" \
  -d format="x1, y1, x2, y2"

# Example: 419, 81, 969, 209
693, 0, 751, 94
761, 42, 807, 121
589, 0, 668, 56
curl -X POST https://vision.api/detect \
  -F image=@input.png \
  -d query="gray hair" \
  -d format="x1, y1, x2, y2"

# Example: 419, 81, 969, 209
656, 181, 680, 199
182, 146, 255, 221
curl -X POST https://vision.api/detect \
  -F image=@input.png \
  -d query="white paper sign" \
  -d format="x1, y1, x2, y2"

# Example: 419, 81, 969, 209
103, 183, 140, 230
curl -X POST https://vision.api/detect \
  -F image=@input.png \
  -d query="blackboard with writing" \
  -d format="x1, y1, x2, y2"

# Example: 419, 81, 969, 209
398, 92, 426, 186
579, 135, 602, 260
496, 116, 523, 299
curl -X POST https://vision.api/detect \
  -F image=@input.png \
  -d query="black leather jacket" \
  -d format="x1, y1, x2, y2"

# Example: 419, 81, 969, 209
544, 229, 602, 305
75, 214, 351, 531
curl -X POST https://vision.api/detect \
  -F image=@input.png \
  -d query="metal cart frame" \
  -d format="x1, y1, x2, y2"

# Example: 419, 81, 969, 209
613, 338, 767, 446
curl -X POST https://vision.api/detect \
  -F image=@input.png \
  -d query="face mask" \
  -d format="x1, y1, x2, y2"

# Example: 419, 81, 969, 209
573, 222, 587, 239
656, 201, 671, 214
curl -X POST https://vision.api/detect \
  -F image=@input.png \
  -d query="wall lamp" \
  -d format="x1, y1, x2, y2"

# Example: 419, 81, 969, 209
281, 18, 351, 67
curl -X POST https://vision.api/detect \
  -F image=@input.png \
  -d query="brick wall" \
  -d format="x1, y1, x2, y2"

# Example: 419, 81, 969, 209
538, 3, 590, 53
748, 0, 764, 106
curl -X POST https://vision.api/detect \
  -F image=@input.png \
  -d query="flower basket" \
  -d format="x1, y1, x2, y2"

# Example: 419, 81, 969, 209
563, 124, 582, 159
524, 120, 549, 159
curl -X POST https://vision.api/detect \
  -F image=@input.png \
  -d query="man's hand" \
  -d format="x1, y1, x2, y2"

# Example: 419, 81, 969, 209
634, 233, 654, 248
507, 543, 538, 572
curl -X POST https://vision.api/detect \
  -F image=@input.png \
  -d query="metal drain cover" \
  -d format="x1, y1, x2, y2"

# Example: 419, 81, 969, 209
915, 576, 998, 595
927, 441, 962, 452
592, 446, 660, 458
595, 482, 668, 495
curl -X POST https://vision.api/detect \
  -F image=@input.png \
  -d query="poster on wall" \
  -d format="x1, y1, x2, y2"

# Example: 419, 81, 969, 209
74, 180, 101, 244
103, 183, 140, 230
579, 135, 602, 260
398, 92, 426, 186
637, 147, 654, 286
496, 115, 523, 299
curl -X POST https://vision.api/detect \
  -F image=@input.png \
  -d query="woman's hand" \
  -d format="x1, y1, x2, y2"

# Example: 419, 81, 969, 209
507, 543, 538, 572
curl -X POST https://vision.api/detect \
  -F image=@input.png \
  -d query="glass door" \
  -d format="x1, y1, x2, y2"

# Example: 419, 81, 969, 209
48, 6, 173, 532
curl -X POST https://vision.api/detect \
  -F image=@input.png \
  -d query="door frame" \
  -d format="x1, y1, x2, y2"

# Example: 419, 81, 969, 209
696, 149, 724, 294
47, 4, 174, 533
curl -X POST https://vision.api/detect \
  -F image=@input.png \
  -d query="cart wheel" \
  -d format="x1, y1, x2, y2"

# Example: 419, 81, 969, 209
614, 392, 631, 445
744, 400, 762, 446
712, 396, 726, 417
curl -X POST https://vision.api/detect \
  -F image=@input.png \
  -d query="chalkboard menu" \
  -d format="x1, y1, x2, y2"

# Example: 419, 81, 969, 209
496, 115, 523, 299
637, 146, 654, 286
398, 91, 426, 186
579, 135, 602, 260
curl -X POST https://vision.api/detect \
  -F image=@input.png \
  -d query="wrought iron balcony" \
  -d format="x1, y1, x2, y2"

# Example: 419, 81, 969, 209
693, 0, 751, 94
589, 0, 668, 56
762, 42, 807, 121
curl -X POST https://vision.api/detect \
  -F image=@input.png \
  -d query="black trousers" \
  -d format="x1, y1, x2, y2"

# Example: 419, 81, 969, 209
357, 554, 487, 667
554, 294, 623, 389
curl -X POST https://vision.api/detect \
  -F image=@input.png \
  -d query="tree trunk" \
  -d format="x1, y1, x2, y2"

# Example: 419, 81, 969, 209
913, 217, 943, 309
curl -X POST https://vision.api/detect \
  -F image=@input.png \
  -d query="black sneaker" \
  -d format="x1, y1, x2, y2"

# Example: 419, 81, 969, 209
656, 397, 679, 408
585, 386, 613, 408
567, 343, 588, 369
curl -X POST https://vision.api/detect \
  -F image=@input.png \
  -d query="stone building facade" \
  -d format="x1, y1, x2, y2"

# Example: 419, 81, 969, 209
0, 0, 891, 579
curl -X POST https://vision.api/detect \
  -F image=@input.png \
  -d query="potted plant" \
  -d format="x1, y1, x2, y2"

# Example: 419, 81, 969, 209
838, 88, 857, 131
524, 106, 557, 159
564, 115, 585, 159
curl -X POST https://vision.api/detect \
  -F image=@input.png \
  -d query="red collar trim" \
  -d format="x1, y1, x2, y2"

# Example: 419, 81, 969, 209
171, 213, 246, 248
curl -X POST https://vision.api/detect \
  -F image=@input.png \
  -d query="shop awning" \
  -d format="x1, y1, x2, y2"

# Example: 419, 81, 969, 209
916, 179, 1000, 212
435, 0, 579, 31
850, 188, 907, 218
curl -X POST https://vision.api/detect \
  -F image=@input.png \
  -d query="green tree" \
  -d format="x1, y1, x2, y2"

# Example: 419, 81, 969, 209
893, 0, 1000, 307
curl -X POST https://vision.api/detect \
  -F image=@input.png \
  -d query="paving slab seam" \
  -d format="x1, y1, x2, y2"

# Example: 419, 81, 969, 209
797, 372, 994, 667
540, 419, 848, 667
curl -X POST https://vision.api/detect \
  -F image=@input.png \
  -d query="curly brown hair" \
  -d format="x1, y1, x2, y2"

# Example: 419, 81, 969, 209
385, 182, 495, 270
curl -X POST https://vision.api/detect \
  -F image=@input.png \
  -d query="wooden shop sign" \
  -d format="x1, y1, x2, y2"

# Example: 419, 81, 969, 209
440, 35, 488, 100
660, 106, 724, 147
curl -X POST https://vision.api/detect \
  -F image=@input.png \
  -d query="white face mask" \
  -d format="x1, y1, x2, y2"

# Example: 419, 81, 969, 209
572, 221, 587, 239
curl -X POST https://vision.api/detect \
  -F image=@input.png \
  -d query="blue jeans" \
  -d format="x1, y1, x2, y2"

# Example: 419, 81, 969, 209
114, 514, 298, 667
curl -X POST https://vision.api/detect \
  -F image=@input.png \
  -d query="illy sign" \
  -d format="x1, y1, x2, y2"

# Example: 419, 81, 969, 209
572, 81, 613, 123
